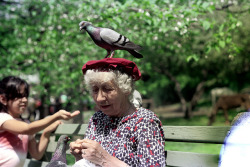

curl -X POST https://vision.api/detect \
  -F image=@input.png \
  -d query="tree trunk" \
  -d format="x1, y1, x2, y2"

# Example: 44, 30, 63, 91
39, 94, 47, 119
162, 70, 187, 117
186, 81, 205, 119
156, 67, 207, 119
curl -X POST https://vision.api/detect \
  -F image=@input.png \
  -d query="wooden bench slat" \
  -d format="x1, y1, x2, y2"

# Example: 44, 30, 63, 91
163, 126, 231, 144
38, 124, 88, 135
166, 150, 219, 167
46, 141, 57, 153
54, 124, 88, 135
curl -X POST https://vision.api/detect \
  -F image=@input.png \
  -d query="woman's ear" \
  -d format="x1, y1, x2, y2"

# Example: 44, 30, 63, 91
0, 95, 7, 105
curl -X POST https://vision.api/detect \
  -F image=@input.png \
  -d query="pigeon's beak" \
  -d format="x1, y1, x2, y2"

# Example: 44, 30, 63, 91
79, 23, 85, 32
79, 26, 84, 31
66, 137, 71, 142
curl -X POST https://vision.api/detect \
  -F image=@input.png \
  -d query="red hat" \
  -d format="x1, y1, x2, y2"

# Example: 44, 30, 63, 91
82, 58, 141, 81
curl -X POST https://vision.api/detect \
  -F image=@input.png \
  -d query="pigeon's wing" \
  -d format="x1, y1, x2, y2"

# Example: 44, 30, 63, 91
100, 28, 141, 50
46, 161, 68, 167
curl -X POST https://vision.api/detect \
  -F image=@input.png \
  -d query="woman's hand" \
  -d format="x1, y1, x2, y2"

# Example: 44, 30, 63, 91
80, 139, 111, 166
70, 139, 129, 167
70, 139, 109, 165
70, 139, 85, 161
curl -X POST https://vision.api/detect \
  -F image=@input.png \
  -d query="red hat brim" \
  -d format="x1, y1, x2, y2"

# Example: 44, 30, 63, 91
82, 58, 141, 81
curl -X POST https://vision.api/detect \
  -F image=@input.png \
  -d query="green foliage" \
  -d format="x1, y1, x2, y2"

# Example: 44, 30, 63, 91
1, 0, 250, 110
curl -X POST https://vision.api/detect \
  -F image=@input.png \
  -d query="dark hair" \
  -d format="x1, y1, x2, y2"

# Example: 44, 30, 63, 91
0, 76, 30, 113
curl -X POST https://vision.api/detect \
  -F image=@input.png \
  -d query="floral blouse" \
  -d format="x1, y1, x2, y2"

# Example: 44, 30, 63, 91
85, 107, 166, 167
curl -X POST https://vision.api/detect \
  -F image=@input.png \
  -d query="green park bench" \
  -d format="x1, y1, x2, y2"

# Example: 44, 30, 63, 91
24, 124, 231, 167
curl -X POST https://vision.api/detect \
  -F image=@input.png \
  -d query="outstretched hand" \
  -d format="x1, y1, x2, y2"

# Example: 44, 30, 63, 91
56, 110, 80, 120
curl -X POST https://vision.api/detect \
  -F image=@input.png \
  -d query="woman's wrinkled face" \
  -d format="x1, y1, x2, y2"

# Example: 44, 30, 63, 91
91, 79, 128, 117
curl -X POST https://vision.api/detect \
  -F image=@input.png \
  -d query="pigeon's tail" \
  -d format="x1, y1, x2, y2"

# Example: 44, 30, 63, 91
128, 50, 143, 59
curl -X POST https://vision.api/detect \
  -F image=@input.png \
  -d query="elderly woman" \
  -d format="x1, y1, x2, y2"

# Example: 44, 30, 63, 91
70, 58, 165, 167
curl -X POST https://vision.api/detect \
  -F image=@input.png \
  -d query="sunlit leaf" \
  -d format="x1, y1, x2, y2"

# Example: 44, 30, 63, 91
202, 20, 210, 30
219, 41, 225, 48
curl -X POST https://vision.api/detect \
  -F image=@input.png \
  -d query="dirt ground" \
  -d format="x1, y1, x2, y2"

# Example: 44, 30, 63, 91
153, 104, 211, 119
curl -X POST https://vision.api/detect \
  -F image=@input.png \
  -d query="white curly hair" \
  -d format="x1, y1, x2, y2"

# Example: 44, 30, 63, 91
84, 69, 141, 106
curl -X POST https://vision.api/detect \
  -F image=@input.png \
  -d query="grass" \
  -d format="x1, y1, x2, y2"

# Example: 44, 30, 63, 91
159, 110, 238, 126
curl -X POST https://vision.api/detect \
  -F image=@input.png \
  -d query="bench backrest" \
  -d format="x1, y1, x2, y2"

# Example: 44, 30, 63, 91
25, 124, 231, 167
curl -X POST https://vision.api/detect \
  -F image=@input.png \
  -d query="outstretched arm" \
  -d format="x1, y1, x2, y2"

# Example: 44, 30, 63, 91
1, 110, 80, 135
28, 121, 62, 160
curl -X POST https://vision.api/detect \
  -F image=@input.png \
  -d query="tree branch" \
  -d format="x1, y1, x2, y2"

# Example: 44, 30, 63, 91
216, 3, 234, 10
215, 3, 249, 13
229, 8, 250, 14
154, 67, 187, 115
0, 0, 19, 5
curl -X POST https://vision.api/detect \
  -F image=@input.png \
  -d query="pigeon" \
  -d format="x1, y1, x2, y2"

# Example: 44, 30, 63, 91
79, 21, 143, 59
46, 135, 71, 167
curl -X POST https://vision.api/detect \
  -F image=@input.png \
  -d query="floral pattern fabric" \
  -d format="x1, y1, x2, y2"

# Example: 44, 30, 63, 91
85, 107, 166, 167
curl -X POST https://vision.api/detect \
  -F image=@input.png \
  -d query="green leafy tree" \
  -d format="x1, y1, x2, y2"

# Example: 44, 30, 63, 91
1, 0, 249, 119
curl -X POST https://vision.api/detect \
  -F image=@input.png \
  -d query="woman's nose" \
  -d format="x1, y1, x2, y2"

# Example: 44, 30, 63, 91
96, 90, 106, 102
